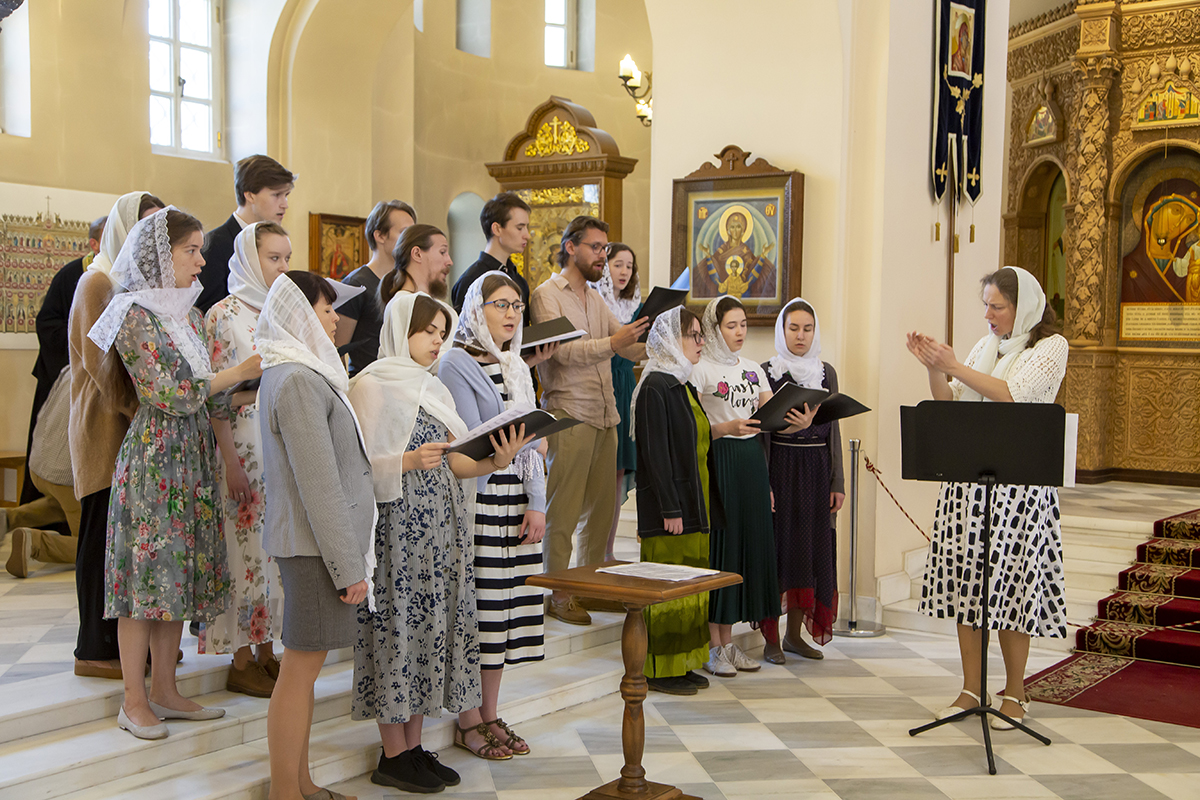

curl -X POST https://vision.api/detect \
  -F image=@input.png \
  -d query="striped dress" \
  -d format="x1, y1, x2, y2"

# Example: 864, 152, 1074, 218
475, 363, 546, 669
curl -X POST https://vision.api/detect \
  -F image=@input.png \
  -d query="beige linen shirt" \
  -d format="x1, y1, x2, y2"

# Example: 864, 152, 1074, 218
531, 271, 643, 429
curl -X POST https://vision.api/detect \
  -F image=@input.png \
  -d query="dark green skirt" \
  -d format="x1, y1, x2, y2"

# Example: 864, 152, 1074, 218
709, 437, 779, 625
642, 532, 710, 678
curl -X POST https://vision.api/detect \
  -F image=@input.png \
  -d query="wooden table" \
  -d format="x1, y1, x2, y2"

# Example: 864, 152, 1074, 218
527, 562, 742, 800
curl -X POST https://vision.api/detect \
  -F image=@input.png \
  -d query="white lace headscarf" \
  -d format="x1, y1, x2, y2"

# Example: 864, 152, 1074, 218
88, 191, 156, 277
589, 249, 642, 323
255, 273, 361, 393
453, 270, 540, 482
628, 306, 694, 440
960, 266, 1048, 403
349, 292, 468, 504
767, 298, 825, 389
700, 295, 741, 366
87, 207, 213, 380
227, 222, 277, 310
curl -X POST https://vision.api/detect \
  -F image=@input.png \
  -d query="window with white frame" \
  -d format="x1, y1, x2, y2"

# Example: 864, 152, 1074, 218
148, 0, 223, 157
543, 0, 576, 69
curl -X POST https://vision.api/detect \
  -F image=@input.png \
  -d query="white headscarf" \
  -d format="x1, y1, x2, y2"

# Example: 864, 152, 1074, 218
700, 295, 741, 366
87, 207, 213, 381
767, 298, 825, 389
629, 306, 694, 440
453, 271, 540, 482
255, 273, 362, 393
960, 265, 1048, 403
89, 191, 154, 276
589, 260, 642, 324
348, 292, 468, 505
227, 222, 276, 309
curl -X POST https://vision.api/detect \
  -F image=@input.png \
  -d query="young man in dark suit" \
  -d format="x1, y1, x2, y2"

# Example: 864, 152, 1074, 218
198, 155, 295, 313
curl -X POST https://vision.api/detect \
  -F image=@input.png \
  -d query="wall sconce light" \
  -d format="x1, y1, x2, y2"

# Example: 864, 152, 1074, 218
619, 54, 652, 127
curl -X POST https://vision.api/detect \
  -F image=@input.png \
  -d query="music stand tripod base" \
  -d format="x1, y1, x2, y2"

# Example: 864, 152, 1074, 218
832, 619, 886, 638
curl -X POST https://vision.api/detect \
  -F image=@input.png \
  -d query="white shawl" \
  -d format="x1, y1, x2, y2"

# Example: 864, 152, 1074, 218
227, 222, 273, 310
628, 306, 693, 440
960, 265, 1048, 403
88, 191, 151, 277
767, 297, 825, 389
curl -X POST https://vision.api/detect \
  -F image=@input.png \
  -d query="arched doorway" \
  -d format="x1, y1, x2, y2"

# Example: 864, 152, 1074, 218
447, 191, 487, 289
1004, 159, 1069, 313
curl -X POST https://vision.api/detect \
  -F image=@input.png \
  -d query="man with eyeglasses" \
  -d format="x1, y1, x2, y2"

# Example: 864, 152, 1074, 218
531, 216, 649, 625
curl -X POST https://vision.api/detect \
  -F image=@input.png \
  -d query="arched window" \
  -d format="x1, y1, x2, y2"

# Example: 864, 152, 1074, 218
0, 0, 31, 138
149, 0, 224, 158
447, 192, 487, 290
544, 0, 594, 71
456, 0, 490, 58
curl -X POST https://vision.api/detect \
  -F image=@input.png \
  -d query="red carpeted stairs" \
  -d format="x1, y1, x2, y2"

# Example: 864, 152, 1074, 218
1025, 509, 1200, 728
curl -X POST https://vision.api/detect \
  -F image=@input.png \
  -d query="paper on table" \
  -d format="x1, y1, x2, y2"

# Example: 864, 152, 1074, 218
1063, 412, 1078, 488
595, 562, 720, 582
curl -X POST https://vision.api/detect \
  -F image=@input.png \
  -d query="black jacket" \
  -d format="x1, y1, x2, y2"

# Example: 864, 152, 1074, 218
451, 251, 531, 326
197, 214, 241, 313
634, 371, 722, 538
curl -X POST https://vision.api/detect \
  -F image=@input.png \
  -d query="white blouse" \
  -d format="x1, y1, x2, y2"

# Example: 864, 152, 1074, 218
690, 356, 766, 440
950, 333, 1069, 404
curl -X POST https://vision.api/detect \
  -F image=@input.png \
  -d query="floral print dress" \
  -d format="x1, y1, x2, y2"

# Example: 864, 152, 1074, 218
352, 409, 482, 724
200, 295, 282, 653
104, 305, 231, 623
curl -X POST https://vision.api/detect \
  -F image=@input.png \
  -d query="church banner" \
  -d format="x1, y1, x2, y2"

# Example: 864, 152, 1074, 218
932, 0, 986, 204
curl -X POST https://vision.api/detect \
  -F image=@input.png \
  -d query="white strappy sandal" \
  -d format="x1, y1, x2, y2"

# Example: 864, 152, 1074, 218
935, 689, 991, 720
990, 696, 1031, 730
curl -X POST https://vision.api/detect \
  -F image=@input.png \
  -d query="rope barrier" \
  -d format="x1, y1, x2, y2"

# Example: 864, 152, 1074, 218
862, 455, 931, 542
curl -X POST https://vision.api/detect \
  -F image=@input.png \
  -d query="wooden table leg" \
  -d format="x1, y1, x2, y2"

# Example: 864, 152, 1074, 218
578, 604, 695, 800
618, 603, 648, 793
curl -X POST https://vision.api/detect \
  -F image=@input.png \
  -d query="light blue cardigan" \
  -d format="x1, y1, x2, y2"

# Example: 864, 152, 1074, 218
439, 347, 547, 514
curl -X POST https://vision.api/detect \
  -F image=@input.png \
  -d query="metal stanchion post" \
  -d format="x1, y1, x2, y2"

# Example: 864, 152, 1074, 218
833, 438, 885, 638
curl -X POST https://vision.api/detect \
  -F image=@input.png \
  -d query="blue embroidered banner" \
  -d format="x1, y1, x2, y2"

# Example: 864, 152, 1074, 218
932, 0, 986, 204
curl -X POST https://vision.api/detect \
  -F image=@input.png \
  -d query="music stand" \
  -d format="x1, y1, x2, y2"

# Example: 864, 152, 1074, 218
901, 400, 1064, 775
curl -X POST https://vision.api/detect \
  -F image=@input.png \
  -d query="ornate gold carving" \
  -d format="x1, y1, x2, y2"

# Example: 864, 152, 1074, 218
523, 116, 591, 158
1008, 26, 1079, 84
1080, 18, 1110, 50
1109, 352, 1200, 473
1009, 1, 1076, 40
1122, 8, 1200, 51
523, 186, 585, 206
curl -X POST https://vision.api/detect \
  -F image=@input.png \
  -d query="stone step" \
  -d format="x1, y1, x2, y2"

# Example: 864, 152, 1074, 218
0, 612, 760, 800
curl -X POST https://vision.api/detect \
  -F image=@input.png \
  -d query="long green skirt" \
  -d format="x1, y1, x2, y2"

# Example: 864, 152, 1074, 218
642, 532, 710, 678
709, 437, 779, 625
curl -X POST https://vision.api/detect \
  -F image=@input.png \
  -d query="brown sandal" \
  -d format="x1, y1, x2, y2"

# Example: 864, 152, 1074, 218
486, 717, 530, 755
454, 722, 513, 760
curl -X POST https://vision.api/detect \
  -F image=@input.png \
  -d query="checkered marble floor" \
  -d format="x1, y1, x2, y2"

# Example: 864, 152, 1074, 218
1059, 481, 1200, 523
325, 629, 1200, 800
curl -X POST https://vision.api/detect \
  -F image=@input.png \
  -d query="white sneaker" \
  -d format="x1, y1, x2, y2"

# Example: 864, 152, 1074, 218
703, 645, 736, 677
723, 642, 761, 672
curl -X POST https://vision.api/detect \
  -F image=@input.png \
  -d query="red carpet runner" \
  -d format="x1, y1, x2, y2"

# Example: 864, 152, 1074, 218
1024, 508, 1200, 729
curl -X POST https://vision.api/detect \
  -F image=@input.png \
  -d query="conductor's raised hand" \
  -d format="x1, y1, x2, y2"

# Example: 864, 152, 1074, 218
403, 441, 450, 472
489, 424, 535, 469
340, 579, 368, 605
611, 316, 650, 351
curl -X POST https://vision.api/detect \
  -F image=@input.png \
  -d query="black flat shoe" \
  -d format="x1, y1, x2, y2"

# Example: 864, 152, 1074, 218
648, 676, 698, 696
682, 670, 710, 689
763, 639, 786, 664
413, 745, 460, 786
371, 748, 445, 794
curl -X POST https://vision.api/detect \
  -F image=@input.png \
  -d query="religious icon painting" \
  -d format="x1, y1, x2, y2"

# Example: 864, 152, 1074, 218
670, 145, 803, 326
1117, 151, 1200, 346
308, 212, 369, 280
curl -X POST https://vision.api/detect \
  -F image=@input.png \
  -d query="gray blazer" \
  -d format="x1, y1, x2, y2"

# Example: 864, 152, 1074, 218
439, 347, 547, 513
259, 362, 374, 589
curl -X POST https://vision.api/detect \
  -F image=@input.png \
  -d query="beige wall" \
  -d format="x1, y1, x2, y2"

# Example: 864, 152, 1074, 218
0, 0, 652, 453
644, 0, 1012, 603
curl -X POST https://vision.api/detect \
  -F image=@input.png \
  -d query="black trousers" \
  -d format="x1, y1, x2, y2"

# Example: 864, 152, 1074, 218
74, 487, 119, 661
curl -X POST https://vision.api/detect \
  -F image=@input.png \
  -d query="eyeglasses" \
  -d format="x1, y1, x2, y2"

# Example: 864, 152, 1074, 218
686, 332, 705, 344
579, 241, 607, 253
485, 299, 526, 314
